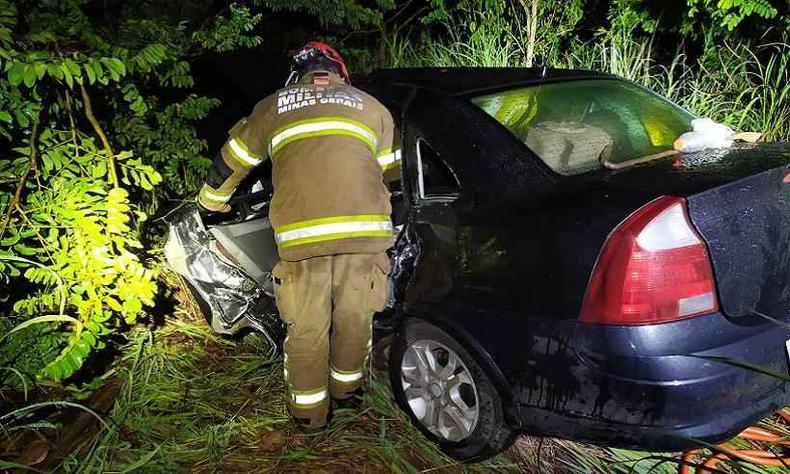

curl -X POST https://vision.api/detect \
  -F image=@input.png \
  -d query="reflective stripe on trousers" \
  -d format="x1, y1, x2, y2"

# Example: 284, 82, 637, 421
272, 253, 389, 427
290, 387, 329, 407
330, 366, 364, 383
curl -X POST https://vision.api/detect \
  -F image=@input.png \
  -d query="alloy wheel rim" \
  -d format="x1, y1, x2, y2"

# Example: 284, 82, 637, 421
400, 339, 480, 442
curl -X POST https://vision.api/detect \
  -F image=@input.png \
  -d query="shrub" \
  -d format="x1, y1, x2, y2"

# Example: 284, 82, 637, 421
0, 0, 261, 383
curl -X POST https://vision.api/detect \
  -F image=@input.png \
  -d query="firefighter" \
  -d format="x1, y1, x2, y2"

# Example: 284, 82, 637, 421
197, 42, 400, 430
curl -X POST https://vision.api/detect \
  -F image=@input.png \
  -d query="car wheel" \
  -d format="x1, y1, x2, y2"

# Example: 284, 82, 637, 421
389, 318, 517, 461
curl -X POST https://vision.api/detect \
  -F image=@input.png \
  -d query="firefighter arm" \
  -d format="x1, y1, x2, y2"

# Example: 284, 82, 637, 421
197, 149, 248, 212
198, 108, 269, 211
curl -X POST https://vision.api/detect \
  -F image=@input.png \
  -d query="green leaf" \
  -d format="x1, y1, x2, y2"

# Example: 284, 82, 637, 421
139, 174, 152, 190
92, 161, 107, 178
60, 64, 73, 88
73, 338, 91, 357
13, 243, 38, 255
95, 310, 111, 323
63, 351, 79, 371
84, 63, 96, 85
33, 62, 47, 79
41, 361, 63, 381
0, 231, 19, 246
13, 110, 28, 127
64, 58, 81, 76
104, 296, 123, 312
46, 227, 59, 244
107, 66, 119, 82
102, 57, 126, 81
122, 297, 142, 314
47, 63, 64, 80
84, 321, 99, 333
90, 58, 103, 81
0, 111, 11, 124
83, 331, 97, 347
64, 58, 82, 85
23, 64, 37, 87
7, 62, 25, 85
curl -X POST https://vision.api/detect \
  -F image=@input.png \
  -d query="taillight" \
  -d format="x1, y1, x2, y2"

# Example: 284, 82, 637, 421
581, 196, 718, 325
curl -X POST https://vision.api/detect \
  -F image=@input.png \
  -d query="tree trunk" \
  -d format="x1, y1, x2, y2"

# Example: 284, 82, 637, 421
526, 0, 539, 67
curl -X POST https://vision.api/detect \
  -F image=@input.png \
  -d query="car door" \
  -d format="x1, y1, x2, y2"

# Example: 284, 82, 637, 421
395, 88, 583, 406
394, 95, 464, 315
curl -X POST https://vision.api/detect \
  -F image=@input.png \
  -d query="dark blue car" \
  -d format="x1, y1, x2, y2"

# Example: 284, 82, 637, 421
166, 68, 790, 461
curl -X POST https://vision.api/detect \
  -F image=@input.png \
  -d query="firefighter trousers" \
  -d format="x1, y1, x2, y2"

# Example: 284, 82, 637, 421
271, 252, 391, 428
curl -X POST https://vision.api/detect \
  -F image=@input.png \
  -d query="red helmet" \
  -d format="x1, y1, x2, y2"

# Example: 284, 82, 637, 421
291, 41, 350, 83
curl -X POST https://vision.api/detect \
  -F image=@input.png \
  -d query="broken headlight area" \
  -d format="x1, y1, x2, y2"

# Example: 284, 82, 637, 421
164, 204, 284, 354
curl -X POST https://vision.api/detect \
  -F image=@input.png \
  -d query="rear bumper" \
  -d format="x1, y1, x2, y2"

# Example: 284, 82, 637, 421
515, 312, 790, 450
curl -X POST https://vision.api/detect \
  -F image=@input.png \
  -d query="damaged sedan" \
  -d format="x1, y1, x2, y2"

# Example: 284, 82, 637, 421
166, 68, 790, 461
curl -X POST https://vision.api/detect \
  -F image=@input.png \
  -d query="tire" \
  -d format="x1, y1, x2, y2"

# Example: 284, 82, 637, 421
389, 318, 517, 461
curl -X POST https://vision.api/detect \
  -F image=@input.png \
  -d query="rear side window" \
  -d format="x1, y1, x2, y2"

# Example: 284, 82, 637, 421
471, 79, 694, 175
417, 138, 460, 199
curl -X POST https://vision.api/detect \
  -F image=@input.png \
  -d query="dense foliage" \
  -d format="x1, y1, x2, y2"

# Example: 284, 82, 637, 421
0, 0, 263, 383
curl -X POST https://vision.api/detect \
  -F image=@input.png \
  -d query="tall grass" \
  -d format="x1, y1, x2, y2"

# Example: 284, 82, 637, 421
53, 317, 707, 473
53, 317, 518, 473
384, 15, 790, 142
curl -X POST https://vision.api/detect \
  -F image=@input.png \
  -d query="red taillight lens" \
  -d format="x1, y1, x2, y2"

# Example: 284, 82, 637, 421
581, 196, 718, 325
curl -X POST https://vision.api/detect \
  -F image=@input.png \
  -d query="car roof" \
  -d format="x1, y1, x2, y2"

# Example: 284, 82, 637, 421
359, 67, 615, 97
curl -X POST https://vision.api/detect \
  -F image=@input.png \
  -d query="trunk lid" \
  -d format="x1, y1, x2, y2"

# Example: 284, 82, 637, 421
682, 143, 790, 319
595, 143, 790, 197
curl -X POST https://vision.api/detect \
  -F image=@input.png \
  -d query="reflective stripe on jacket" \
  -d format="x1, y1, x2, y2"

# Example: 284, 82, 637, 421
199, 72, 400, 261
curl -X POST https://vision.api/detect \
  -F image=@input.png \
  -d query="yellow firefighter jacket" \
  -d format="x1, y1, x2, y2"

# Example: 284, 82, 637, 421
198, 72, 401, 261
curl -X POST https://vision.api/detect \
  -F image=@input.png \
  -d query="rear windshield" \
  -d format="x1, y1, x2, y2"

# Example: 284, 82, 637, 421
470, 79, 694, 175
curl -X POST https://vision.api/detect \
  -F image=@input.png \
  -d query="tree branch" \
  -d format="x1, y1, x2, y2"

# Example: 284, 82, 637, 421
522, 0, 538, 68
392, 5, 428, 35
80, 85, 119, 188
0, 121, 41, 240
65, 90, 80, 156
